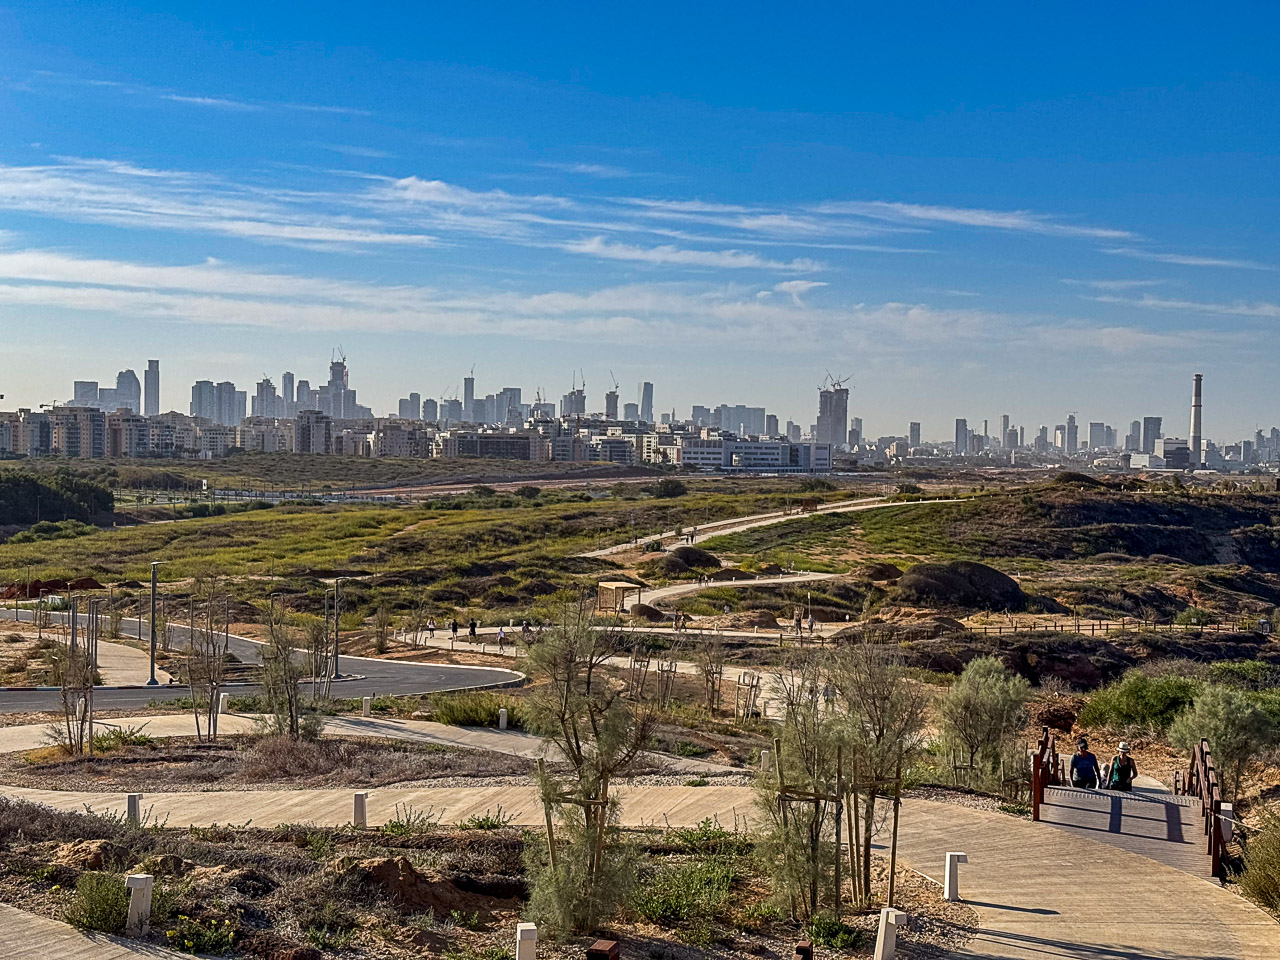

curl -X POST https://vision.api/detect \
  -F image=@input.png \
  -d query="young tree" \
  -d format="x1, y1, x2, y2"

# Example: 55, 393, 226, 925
373, 603, 393, 654
940, 656, 1030, 780
1170, 685, 1276, 801
523, 596, 656, 935
186, 578, 230, 743
829, 636, 928, 904
260, 600, 322, 740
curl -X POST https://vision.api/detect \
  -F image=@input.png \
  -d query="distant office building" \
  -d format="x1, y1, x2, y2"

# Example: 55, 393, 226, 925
190, 380, 216, 420
605, 390, 619, 420
954, 418, 968, 456
214, 381, 243, 427
398, 393, 423, 420
462, 376, 476, 421
623, 402, 639, 421
422, 398, 438, 422
281, 372, 295, 416
640, 382, 654, 423
252, 378, 282, 418
144, 360, 160, 416
816, 385, 850, 447
909, 422, 921, 448
1066, 414, 1078, 455
1142, 416, 1163, 454
1088, 421, 1106, 450
1005, 427, 1019, 449
561, 387, 587, 418
73, 381, 99, 407
1000, 414, 1010, 446
1125, 420, 1142, 451
691, 405, 712, 425
1155, 436, 1190, 469
766, 414, 779, 438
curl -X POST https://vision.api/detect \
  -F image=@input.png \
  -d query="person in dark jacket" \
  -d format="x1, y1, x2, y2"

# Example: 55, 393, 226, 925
1070, 738, 1100, 789
1108, 742, 1138, 791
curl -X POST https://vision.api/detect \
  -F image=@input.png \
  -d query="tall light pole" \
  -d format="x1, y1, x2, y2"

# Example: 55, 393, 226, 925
147, 561, 167, 685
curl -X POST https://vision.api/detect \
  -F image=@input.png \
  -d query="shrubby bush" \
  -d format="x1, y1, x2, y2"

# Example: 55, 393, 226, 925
1169, 685, 1275, 800
1077, 670, 1202, 732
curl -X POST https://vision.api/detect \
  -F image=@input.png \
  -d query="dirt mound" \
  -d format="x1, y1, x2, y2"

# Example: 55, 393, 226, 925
68, 577, 105, 591
52, 838, 125, 869
833, 617, 966, 642
708, 568, 754, 582
338, 856, 517, 919
629, 602, 665, 623
863, 562, 904, 582
669, 545, 721, 569
706, 609, 780, 629
1, 577, 74, 599
895, 561, 1027, 611
639, 555, 691, 578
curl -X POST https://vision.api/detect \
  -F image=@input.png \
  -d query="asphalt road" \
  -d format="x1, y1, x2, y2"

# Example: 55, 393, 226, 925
0, 608, 523, 713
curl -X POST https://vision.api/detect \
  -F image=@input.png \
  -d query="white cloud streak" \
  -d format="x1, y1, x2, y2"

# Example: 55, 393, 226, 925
1102, 247, 1274, 271
815, 201, 1136, 239
563, 236, 823, 271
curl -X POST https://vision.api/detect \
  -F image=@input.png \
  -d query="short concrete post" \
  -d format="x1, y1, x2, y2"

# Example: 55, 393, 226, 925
124, 873, 154, 936
362, 696, 372, 718
218, 692, 229, 714
944, 852, 968, 902
760, 748, 773, 774
499, 708, 508, 731
76, 697, 86, 721
873, 908, 907, 960
514, 921, 537, 960
353, 791, 367, 829
126, 793, 142, 825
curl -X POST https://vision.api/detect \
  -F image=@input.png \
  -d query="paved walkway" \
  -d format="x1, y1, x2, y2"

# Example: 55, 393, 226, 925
0, 903, 188, 959
2, 783, 1276, 959
0, 711, 733, 774
93, 640, 172, 686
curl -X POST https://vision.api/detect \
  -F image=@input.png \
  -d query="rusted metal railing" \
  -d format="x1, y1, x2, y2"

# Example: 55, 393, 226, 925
1030, 726, 1061, 822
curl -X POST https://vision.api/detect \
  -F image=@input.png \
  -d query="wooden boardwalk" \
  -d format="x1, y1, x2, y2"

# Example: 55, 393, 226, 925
1039, 784, 1214, 878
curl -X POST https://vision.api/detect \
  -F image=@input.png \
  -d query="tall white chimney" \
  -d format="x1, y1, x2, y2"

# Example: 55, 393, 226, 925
1189, 372, 1203, 468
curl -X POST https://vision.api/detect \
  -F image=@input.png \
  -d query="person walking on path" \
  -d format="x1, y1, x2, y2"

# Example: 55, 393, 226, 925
1070, 738, 1100, 789
1108, 742, 1138, 791
427, 618, 436, 641
468, 618, 478, 639
497, 625, 507, 653
521, 620, 532, 644
450, 619, 459, 642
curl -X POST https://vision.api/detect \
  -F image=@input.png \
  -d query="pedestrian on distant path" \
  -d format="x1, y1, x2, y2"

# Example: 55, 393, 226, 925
1108, 742, 1138, 792
468, 618, 478, 639
1070, 738, 1100, 789
450, 619, 459, 641
427, 618, 436, 641
497, 626, 507, 653
521, 620, 532, 644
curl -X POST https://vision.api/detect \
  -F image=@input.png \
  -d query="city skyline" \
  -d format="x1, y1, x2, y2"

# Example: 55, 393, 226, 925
2, 6, 1279, 435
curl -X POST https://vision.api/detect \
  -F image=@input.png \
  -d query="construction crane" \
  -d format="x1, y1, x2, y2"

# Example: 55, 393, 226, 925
825, 370, 852, 391
609, 370, 620, 391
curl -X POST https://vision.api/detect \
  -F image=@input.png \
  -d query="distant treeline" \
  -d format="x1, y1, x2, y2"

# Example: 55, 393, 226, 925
0, 472, 114, 525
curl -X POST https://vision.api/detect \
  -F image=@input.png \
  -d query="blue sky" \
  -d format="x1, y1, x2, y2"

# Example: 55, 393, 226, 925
1, 2, 1277, 440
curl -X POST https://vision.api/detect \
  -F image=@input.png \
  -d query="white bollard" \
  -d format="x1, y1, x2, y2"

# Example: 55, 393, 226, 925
76, 697, 86, 721
362, 696, 372, 718
125, 873, 154, 936
944, 851, 968, 902
499, 708, 508, 731
126, 793, 142, 825
873, 908, 907, 960
218, 692, 229, 714
514, 921, 537, 960
353, 792, 368, 829
759, 748, 773, 774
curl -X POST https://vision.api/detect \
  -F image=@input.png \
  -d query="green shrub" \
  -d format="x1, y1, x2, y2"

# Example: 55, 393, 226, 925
91, 725, 154, 752
457, 806, 514, 830
666, 818, 753, 856
430, 691, 522, 729
1078, 670, 1202, 731
382, 803, 440, 836
1209, 660, 1280, 691
1175, 606, 1214, 626
165, 916, 236, 956
1169, 685, 1276, 800
806, 913, 865, 949
65, 872, 130, 934
1241, 807, 1280, 911
634, 859, 736, 929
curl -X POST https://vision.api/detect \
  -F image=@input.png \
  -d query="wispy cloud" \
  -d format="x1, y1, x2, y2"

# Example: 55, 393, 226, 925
538, 162, 634, 179
1063, 278, 1166, 290
1092, 293, 1280, 318
1102, 247, 1274, 271
160, 93, 262, 111
773, 280, 828, 305
563, 236, 823, 272
814, 201, 1136, 240
312, 143, 398, 159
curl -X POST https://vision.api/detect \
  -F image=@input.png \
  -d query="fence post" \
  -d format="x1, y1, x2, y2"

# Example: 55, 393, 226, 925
499, 708, 508, 730
126, 793, 142, 825
362, 696, 372, 718
354, 792, 368, 829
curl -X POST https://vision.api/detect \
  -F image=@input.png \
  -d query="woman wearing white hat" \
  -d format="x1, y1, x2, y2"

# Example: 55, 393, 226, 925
1108, 742, 1137, 792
